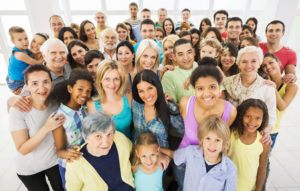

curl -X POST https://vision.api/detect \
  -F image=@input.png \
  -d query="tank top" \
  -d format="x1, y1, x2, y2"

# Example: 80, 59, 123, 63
179, 96, 231, 149
94, 95, 132, 139
228, 131, 263, 191
134, 165, 163, 191
8, 47, 31, 81
272, 83, 287, 134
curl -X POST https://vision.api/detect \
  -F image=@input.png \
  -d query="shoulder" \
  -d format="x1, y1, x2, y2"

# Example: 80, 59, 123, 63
179, 96, 191, 107
223, 155, 237, 171
115, 131, 132, 149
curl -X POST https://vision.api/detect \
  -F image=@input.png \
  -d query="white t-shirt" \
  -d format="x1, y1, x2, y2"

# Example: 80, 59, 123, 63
9, 104, 58, 175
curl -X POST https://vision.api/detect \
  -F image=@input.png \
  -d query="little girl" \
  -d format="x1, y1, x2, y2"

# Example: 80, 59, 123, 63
47, 69, 95, 188
199, 38, 222, 61
132, 132, 164, 191
229, 99, 271, 191
172, 115, 237, 191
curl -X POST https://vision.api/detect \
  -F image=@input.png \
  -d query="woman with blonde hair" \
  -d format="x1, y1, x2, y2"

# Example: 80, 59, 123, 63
87, 60, 132, 139
116, 23, 136, 45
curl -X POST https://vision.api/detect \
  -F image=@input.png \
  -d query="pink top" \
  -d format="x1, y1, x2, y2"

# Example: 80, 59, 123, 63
178, 96, 232, 149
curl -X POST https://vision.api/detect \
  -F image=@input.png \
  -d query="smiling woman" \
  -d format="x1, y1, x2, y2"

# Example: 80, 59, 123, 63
79, 20, 99, 50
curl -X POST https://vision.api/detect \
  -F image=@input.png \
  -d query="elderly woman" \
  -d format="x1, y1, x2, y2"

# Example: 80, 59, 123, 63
65, 111, 134, 191
223, 46, 276, 136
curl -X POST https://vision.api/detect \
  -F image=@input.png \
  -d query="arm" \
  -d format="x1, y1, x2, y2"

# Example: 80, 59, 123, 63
161, 72, 177, 102
224, 164, 237, 191
160, 148, 174, 158
178, 96, 190, 119
276, 83, 298, 111
14, 51, 44, 64
86, 99, 96, 114
282, 64, 297, 83
11, 112, 65, 155
227, 104, 237, 126
7, 96, 31, 113
255, 143, 271, 191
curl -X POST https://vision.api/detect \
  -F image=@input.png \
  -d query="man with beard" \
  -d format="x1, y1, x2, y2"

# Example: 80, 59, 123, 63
100, 28, 119, 60
224, 17, 243, 47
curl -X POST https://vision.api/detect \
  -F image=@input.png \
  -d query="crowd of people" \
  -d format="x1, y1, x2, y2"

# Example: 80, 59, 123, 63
6, 2, 298, 191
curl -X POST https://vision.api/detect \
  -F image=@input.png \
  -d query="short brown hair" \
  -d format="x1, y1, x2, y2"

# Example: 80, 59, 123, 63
9, 26, 25, 39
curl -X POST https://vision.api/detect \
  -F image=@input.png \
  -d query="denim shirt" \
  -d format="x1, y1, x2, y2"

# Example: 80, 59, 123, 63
174, 146, 237, 191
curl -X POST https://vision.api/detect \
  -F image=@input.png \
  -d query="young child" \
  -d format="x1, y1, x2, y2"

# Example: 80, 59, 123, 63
6, 26, 44, 95
172, 115, 237, 191
48, 69, 95, 189
199, 37, 222, 61
132, 132, 164, 191
229, 99, 271, 191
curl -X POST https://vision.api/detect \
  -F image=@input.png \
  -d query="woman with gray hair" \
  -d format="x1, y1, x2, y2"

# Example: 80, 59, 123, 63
65, 110, 134, 191
223, 46, 276, 139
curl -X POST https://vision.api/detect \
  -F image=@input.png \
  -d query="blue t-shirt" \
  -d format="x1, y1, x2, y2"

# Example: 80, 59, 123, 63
134, 165, 163, 191
82, 143, 133, 191
8, 46, 31, 81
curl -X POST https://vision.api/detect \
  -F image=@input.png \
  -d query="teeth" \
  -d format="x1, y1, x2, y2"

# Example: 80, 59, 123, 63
204, 97, 212, 101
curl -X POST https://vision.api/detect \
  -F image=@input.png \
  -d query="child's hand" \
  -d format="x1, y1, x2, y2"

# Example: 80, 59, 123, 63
158, 153, 170, 170
184, 78, 191, 90
44, 112, 66, 132
66, 145, 83, 162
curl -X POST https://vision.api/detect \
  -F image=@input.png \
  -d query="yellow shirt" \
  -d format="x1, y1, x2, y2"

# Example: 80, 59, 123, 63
272, 83, 287, 133
228, 131, 263, 191
96, 26, 110, 38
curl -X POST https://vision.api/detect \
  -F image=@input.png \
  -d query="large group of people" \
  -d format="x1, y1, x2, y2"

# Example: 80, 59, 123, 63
6, 2, 298, 191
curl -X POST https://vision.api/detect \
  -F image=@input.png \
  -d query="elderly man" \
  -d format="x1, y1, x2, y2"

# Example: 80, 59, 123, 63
7, 39, 71, 112
100, 28, 119, 60
49, 15, 65, 39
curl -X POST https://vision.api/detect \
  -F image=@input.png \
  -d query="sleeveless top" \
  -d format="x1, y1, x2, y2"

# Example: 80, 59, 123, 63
228, 131, 263, 191
8, 46, 31, 81
179, 96, 232, 149
94, 95, 132, 139
134, 165, 163, 191
272, 83, 287, 134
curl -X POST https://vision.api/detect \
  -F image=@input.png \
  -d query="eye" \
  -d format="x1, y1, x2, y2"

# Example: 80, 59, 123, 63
205, 137, 210, 140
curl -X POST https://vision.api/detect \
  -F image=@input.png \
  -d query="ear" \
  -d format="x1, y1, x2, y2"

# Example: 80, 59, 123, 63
67, 85, 72, 94
135, 148, 140, 158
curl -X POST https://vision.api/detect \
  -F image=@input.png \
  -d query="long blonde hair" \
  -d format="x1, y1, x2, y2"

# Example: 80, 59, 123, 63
162, 34, 179, 66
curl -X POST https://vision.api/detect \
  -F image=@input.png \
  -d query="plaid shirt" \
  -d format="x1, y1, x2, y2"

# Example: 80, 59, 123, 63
132, 100, 184, 148
56, 103, 87, 168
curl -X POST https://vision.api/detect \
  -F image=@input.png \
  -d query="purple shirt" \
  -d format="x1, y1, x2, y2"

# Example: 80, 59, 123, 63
179, 96, 231, 149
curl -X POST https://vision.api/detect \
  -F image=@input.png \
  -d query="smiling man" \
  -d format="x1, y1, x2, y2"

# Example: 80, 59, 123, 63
100, 28, 119, 60
213, 10, 229, 38
155, 8, 167, 28
259, 20, 297, 83
225, 17, 243, 47
49, 15, 65, 39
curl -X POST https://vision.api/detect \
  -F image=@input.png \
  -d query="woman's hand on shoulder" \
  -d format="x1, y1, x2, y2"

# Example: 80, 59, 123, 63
158, 152, 171, 170
260, 125, 272, 146
43, 112, 65, 132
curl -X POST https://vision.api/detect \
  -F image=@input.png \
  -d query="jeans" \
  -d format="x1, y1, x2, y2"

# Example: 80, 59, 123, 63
173, 163, 186, 191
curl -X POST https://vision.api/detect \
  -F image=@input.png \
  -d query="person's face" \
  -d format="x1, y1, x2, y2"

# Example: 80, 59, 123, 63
136, 144, 160, 169
26, 71, 52, 102
63, 31, 75, 45
261, 56, 280, 76
103, 30, 117, 50
240, 39, 252, 49
84, 22, 96, 40
101, 69, 121, 94
205, 31, 217, 40
164, 20, 173, 34
243, 107, 263, 133
220, 50, 236, 70
238, 52, 261, 77
266, 23, 284, 44
140, 24, 155, 40
174, 43, 194, 70
117, 27, 128, 41
71, 45, 87, 66
12, 32, 29, 51
155, 30, 164, 41
240, 28, 252, 40
137, 81, 158, 106
158, 10, 167, 23
87, 58, 102, 79
191, 33, 200, 46
43, 43, 67, 70
202, 131, 223, 162
200, 45, 218, 59
181, 34, 191, 41
86, 126, 115, 156
141, 11, 151, 21
139, 48, 157, 70
72, 27, 80, 37
117, 46, 134, 67
67, 79, 92, 106
246, 20, 256, 32
194, 76, 220, 107
129, 5, 138, 17
50, 16, 64, 37
201, 21, 210, 32
227, 21, 242, 40
214, 13, 227, 30
163, 40, 175, 60
182, 11, 190, 22
95, 12, 106, 26
30, 34, 45, 54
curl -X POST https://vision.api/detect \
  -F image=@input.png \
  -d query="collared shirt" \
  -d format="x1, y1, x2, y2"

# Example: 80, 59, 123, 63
174, 146, 237, 191
44, 62, 72, 87
132, 100, 184, 148
56, 103, 87, 168
102, 50, 117, 60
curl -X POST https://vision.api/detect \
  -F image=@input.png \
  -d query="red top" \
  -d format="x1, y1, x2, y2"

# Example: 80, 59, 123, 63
221, 31, 227, 39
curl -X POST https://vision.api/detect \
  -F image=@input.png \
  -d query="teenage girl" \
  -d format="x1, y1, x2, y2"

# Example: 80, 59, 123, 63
132, 132, 164, 191
48, 69, 94, 188
229, 98, 271, 191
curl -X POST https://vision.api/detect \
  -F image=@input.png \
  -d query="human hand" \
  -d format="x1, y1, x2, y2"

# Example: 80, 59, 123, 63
163, 65, 174, 72
165, 93, 175, 104
260, 125, 272, 146
12, 96, 32, 112
66, 145, 83, 162
282, 73, 297, 84
44, 112, 66, 132
158, 153, 170, 170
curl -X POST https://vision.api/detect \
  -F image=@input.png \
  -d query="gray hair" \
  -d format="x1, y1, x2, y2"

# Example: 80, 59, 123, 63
40, 38, 68, 55
99, 28, 119, 51
236, 45, 263, 66
82, 110, 115, 139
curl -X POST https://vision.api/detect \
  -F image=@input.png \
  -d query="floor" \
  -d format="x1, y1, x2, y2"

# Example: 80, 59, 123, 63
0, 83, 300, 191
